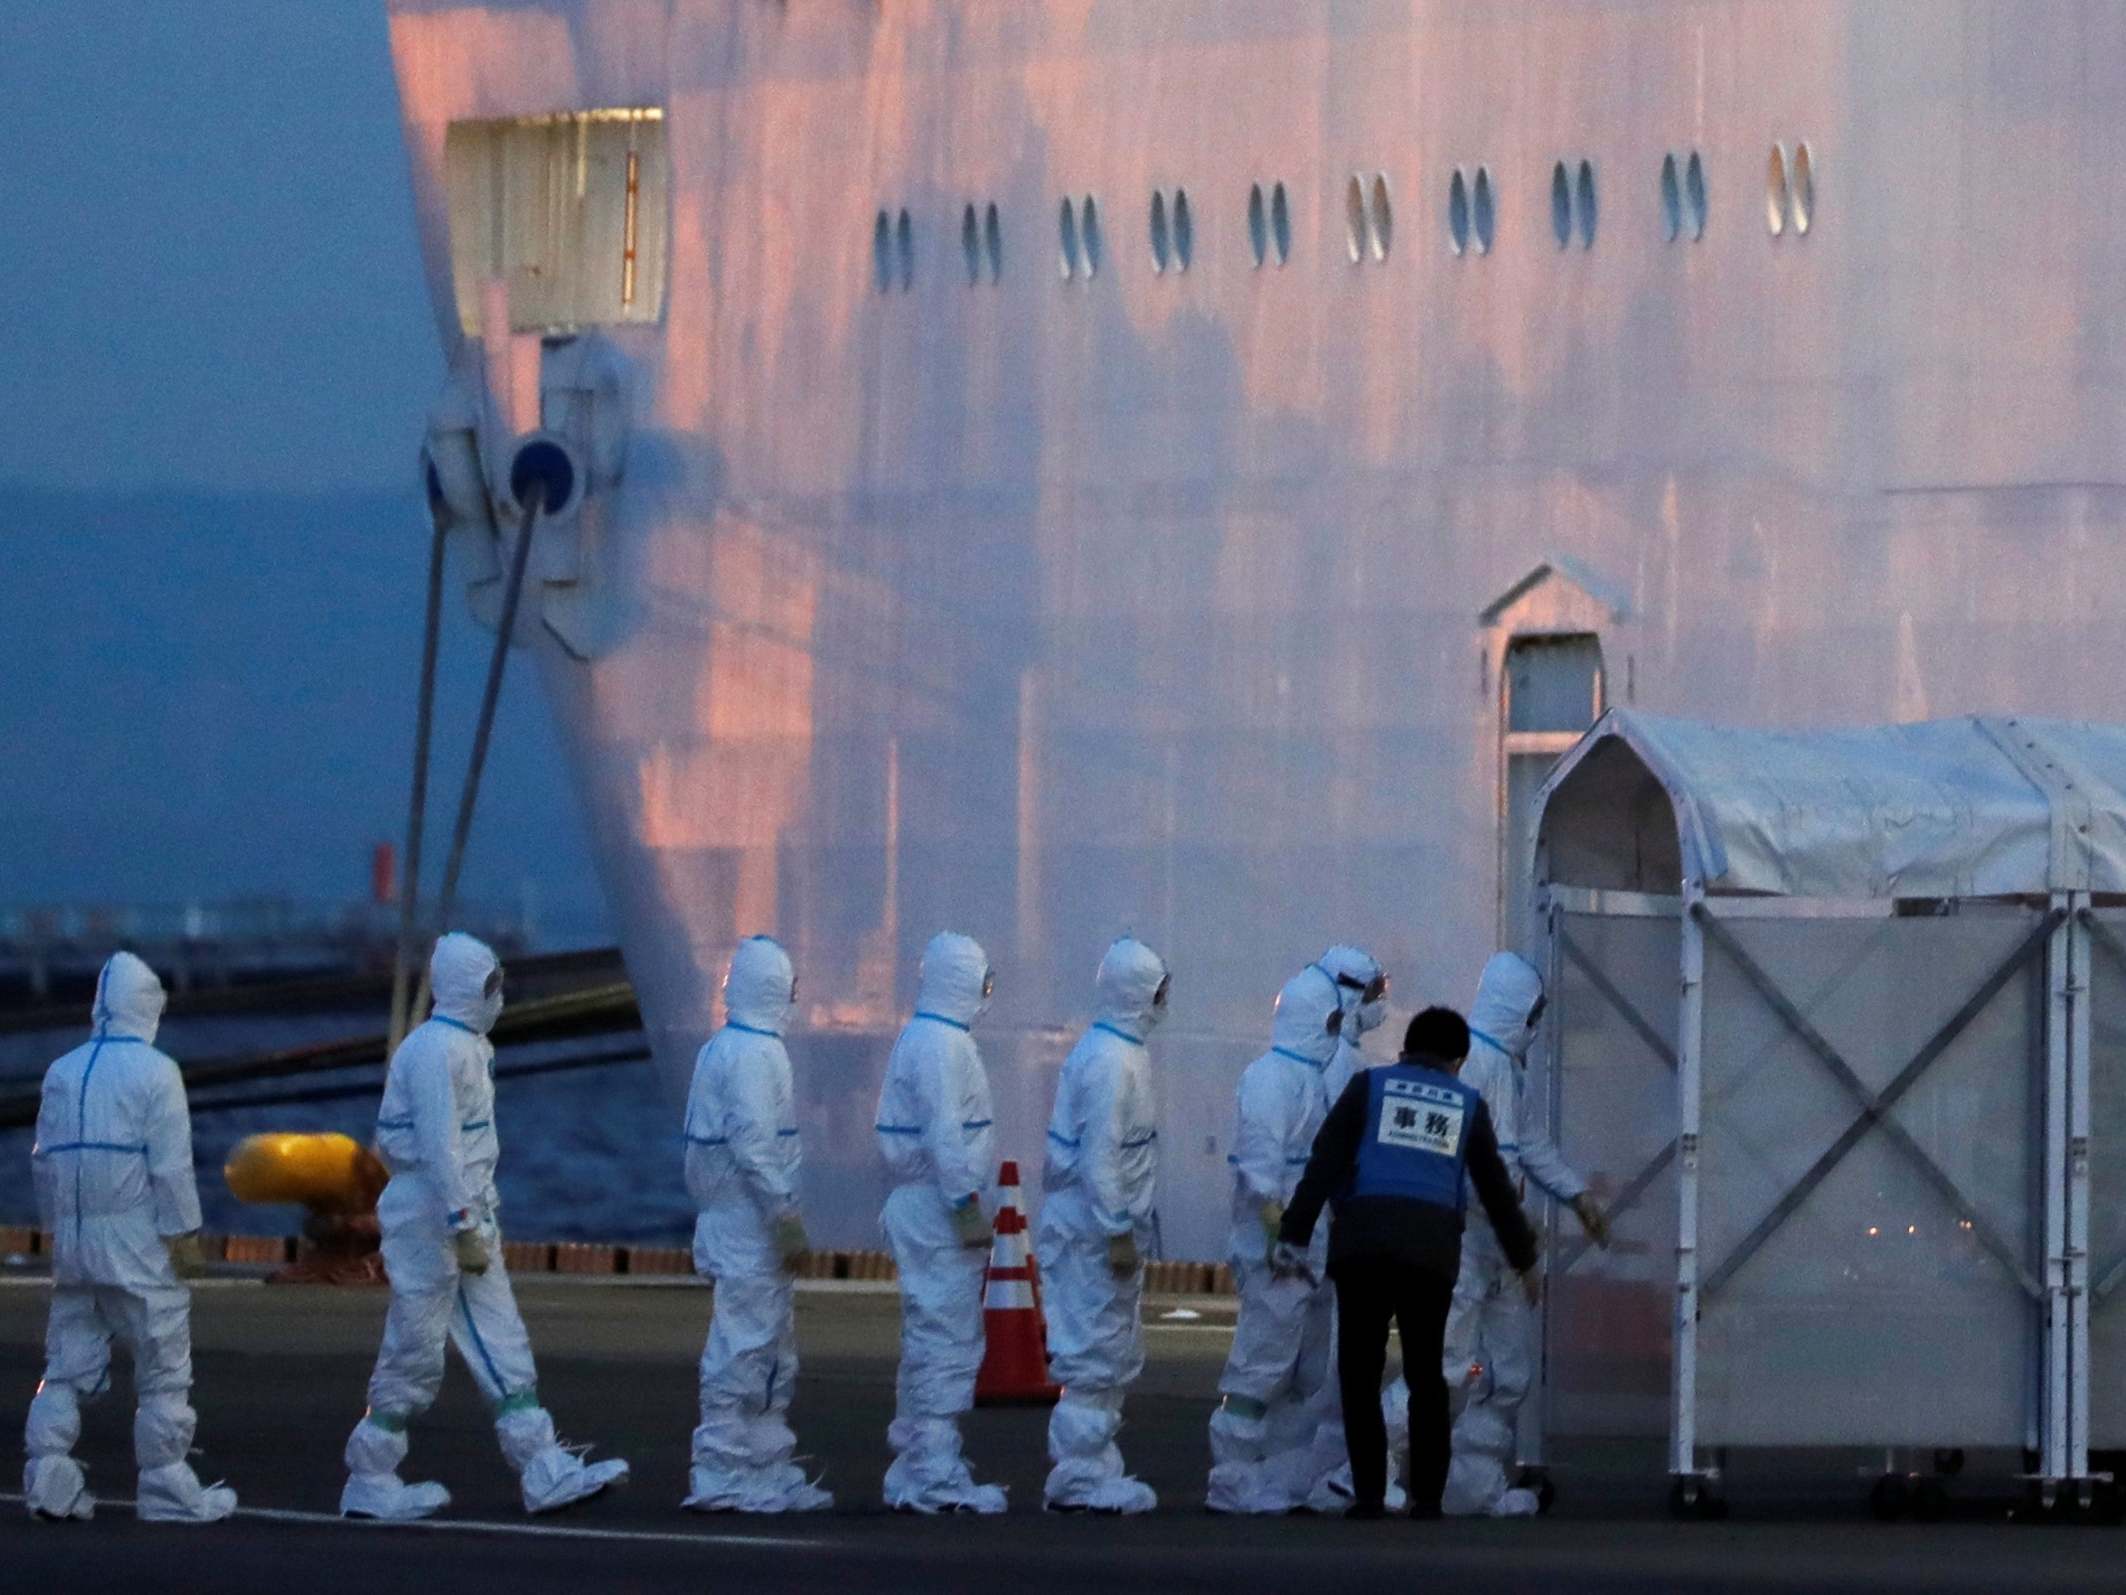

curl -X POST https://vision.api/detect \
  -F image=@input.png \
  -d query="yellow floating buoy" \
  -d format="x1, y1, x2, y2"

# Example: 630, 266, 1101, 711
224, 1133, 386, 1213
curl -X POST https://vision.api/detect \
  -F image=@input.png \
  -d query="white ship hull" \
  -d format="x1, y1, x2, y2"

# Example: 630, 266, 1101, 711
383, 0, 2125, 1260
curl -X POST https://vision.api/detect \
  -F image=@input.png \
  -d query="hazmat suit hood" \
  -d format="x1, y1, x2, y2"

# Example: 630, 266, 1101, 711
723, 935, 796, 1034
1269, 964, 1342, 1066
430, 931, 504, 1036
1093, 937, 1170, 1039
916, 931, 992, 1026
92, 951, 166, 1045
1316, 944, 1386, 1040
1469, 952, 1544, 1063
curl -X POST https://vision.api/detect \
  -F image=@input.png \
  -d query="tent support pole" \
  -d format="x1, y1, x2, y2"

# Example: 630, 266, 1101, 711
2043, 894, 2072, 1486
2064, 895, 2092, 1488
1526, 890, 1564, 1472
1671, 880, 1707, 1485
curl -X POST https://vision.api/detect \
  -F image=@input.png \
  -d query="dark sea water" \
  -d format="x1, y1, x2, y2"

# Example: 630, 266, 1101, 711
0, 1011, 693, 1245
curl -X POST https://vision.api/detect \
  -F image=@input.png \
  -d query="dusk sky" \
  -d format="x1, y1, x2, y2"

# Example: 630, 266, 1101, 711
0, 5, 603, 942
0, 4, 436, 494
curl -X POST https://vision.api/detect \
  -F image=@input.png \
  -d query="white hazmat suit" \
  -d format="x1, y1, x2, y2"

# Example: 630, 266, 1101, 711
1300, 945, 1412, 1515
682, 936, 831, 1513
24, 952, 236, 1523
1442, 951, 1593, 1518
1205, 964, 1340, 1514
875, 931, 1004, 1513
1318, 946, 1389, 1106
341, 933, 629, 1520
1034, 937, 1170, 1514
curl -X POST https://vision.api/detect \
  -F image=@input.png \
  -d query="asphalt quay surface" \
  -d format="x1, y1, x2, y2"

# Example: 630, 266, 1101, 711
0, 1272, 2118, 1593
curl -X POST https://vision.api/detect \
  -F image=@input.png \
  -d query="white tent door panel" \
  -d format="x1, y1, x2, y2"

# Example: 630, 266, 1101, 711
1545, 908, 1678, 1442
2085, 911, 2126, 1445
1693, 910, 2045, 1447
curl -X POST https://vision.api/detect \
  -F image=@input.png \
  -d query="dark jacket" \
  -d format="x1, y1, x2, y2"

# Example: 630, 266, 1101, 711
1280, 1052, 1540, 1284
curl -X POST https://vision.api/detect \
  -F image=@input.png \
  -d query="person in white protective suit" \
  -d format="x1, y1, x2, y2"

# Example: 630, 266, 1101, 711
1205, 964, 1343, 1514
341, 933, 630, 1520
875, 931, 1006, 1513
23, 951, 236, 1523
1300, 946, 1414, 1515
1034, 936, 1172, 1514
682, 935, 832, 1514
1442, 951, 1610, 1518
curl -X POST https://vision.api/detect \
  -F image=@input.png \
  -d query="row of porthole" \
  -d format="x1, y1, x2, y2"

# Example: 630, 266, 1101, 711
1767, 141, 1816, 237
880, 145, 1816, 290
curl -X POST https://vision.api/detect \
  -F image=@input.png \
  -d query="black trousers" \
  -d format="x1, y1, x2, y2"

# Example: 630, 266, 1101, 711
1333, 1260, 1454, 1512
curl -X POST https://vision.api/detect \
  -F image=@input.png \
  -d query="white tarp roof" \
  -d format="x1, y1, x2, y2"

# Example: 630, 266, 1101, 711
1537, 710, 2126, 899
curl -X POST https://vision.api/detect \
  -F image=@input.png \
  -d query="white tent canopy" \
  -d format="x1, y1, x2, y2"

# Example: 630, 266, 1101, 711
1537, 710, 2126, 900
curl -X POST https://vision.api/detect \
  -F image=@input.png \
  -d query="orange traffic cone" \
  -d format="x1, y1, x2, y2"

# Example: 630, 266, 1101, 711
974, 1160, 1061, 1406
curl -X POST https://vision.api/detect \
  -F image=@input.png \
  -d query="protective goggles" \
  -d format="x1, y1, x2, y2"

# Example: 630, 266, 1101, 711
1334, 969, 1389, 1006
981, 968, 997, 1001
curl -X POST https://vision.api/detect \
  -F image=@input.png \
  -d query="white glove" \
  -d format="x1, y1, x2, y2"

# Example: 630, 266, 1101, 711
774, 1212, 811, 1273
166, 1232, 206, 1281
1269, 1240, 1317, 1286
1572, 1192, 1613, 1249
453, 1227, 492, 1276
1106, 1230, 1141, 1279
951, 1195, 991, 1249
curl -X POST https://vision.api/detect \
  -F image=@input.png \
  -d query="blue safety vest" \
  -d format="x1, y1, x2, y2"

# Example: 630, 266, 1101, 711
1341, 1063, 1475, 1213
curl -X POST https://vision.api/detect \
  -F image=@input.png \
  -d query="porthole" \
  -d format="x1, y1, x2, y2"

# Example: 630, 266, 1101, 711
895, 209, 914, 291
1345, 176, 1366, 264
1576, 159, 1597, 249
1150, 190, 1171, 274
1172, 189, 1193, 271
1080, 196, 1103, 278
1059, 197, 1080, 281
1765, 143, 1788, 237
1684, 151, 1707, 240
1790, 142, 1814, 235
962, 204, 982, 284
1472, 166, 1495, 254
984, 202, 1002, 282
1659, 154, 1681, 243
1247, 183, 1268, 268
1370, 174, 1393, 260
1270, 182, 1291, 265
1550, 162, 1572, 249
1448, 167, 1470, 255
874, 210, 893, 292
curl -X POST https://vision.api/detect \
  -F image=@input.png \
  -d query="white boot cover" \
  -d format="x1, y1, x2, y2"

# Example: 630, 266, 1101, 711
883, 1416, 1006, 1514
1045, 1389, 1156, 1513
341, 1414, 452, 1520
24, 1381, 94, 1521
133, 1392, 235, 1523
502, 1406, 629, 1515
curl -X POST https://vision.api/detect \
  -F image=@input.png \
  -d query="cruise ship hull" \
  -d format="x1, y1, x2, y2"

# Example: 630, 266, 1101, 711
383, 0, 2125, 1264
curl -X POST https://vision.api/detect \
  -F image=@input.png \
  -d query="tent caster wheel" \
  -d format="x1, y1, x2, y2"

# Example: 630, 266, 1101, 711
1909, 1479, 1949, 1524
1669, 1478, 1727, 1521
1869, 1474, 1910, 1523
1514, 1468, 1557, 1515
2062, 1483, 2122, 1526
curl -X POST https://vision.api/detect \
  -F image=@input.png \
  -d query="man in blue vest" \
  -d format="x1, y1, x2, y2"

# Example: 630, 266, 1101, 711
1275, 1006, 1539, 1520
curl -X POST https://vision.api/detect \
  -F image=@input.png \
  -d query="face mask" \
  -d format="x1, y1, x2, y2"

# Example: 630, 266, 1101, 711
1144, 973, 1172, 1033
1358, 998, 1389, 1035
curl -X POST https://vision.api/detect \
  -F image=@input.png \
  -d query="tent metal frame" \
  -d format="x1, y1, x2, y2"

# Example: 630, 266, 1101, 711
1543, 888, 2098, 1494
